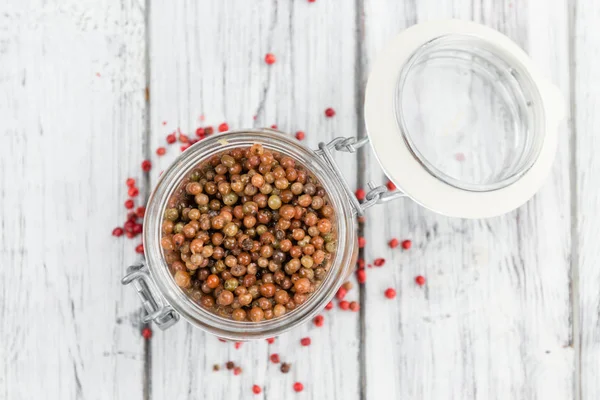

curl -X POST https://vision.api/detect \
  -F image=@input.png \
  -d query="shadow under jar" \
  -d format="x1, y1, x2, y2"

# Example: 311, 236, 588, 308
128, 130, 358, 340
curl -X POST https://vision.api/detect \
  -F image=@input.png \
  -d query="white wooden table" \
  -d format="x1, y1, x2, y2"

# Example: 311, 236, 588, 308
1, 0, 597, 399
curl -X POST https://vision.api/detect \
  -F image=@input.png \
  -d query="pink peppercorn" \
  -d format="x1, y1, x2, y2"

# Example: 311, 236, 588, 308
141, 327, 152, 339
336, 287, 347, 300
125, 199, 134, 209
264, 53, 276, 65
358, 236, 366, 248
128, 186, 139, 197
234, 342, 242, 349
293, 382, 304, 392
324, 107, 335, 117
349, 301, 360, 312
270, 353, 280, 363
136, 206, 146, 218
355, 188, 365, 201
141, 160, 152, 172
266, 337, 275, 344
252, 385, 262, 395
325, 301, 334, 311
166, 133, 176, 144
135, 243, 144, 254
126, 178, 136, 187
385, 288, 396, 299
112, 227, 124, 237
386, 180, 397, 191
295, 131, 305, 141
356, 269, 366, 284
402, 239, 412, 250
415, 275, 426, 286
195, 127, 205, 137
313, 315, 324, 327
218, 122, 229, 132
389, 238, 399, 249
374, 258, 385, 267
156, 147, 166, 156
300, 337, 311, 346
233, 367, 242, 376
339, 300, 350, 310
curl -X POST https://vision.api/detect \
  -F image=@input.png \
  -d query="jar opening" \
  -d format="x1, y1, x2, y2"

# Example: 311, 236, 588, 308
395, 34, 545, 192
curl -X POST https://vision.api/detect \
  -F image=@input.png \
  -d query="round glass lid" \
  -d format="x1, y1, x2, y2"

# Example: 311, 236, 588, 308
364, 20, 565, 218
396, 34, 544, 192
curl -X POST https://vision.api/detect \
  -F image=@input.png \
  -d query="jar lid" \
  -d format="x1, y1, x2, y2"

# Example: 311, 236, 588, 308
364, 20, 565, 218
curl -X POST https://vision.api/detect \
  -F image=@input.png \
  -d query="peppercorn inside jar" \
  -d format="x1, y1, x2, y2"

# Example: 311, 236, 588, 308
160, 143, 338, 323
141, 130, 357, 339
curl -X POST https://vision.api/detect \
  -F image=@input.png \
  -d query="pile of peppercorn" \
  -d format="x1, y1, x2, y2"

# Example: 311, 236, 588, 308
160, 144, 337, 322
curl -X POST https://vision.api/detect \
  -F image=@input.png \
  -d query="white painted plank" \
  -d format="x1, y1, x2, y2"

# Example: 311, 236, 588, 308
575, 0, 600, 399
0, 0, 146, 399
361, 1, 572, 399
148, 1, 359, 399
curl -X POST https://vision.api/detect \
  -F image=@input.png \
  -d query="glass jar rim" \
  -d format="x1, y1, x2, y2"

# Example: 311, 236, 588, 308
143, 129, 357, 340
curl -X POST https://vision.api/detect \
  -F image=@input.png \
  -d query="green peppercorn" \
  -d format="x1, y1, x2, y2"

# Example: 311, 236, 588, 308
165, 208, 179, 221
268, 195, 282, 210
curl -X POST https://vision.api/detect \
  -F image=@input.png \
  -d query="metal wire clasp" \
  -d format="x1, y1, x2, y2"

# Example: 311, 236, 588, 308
315, 136, 407, 216
122, 262, 179, 330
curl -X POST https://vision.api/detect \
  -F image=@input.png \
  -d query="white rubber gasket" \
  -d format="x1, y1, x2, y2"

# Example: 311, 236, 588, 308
364, 20, 565, 219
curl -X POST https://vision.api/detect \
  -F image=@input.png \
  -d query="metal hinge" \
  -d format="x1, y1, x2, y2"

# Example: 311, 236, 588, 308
315, 136, 407, 216
122, 262, 180, 330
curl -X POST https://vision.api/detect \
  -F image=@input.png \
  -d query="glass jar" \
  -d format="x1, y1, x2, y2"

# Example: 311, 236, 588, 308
123, 20, 566, 339
124, 130, 360, 340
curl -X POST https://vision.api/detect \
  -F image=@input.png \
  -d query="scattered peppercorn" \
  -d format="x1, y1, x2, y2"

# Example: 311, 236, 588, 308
349, 301, 360, 312
156, 147, 166, 156
300, 337, 311, 346
141, 160, 152, 172
339, 300, 349, 310
386, 180, 396, 191
135, 244, 144, 254
126, 178, 136, 187
385, 288, 396, 299
266, 337, 276, 344
356, 269, 366, 284
213, 364, 220, 371
233, 367, 242, 375
141, 327, 152, 339
415, 275, 426, 286
324, 107, 335, 118
402, 239, 412, 250
325, 301, 334, 310
218, 123, 229, 132
226, 361, 235, 370
196, 127, 205, 137
270, 353, 280, 363
264, 53, 276, 65
234, 342, 242, 349
336, 287, 347, 300
293, 382, 304, 392
374, 258, 385, 267
136, 206, 146, 219
355, 188, 365, 201
313, 314, 324, 327
128, 186, 139, 197
125, 199, 134, 209
295, 131, 305, 141
161, 144, 337, 322
112, 227, 124, 237
358, 236, 366, 248
389, 238, 399, 249
252, 385, 262, 395
280, 362, 291, 373
270, 124, 278, 129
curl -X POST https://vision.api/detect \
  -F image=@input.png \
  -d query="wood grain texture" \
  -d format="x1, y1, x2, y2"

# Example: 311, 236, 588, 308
574, 0, 600, 399
0, 0, 147, 399
360, 1, 573, 399
147, 1, 359, 399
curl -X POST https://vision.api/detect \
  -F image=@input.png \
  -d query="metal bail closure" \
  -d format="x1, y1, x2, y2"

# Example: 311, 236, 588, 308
364, 20, 566, 219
